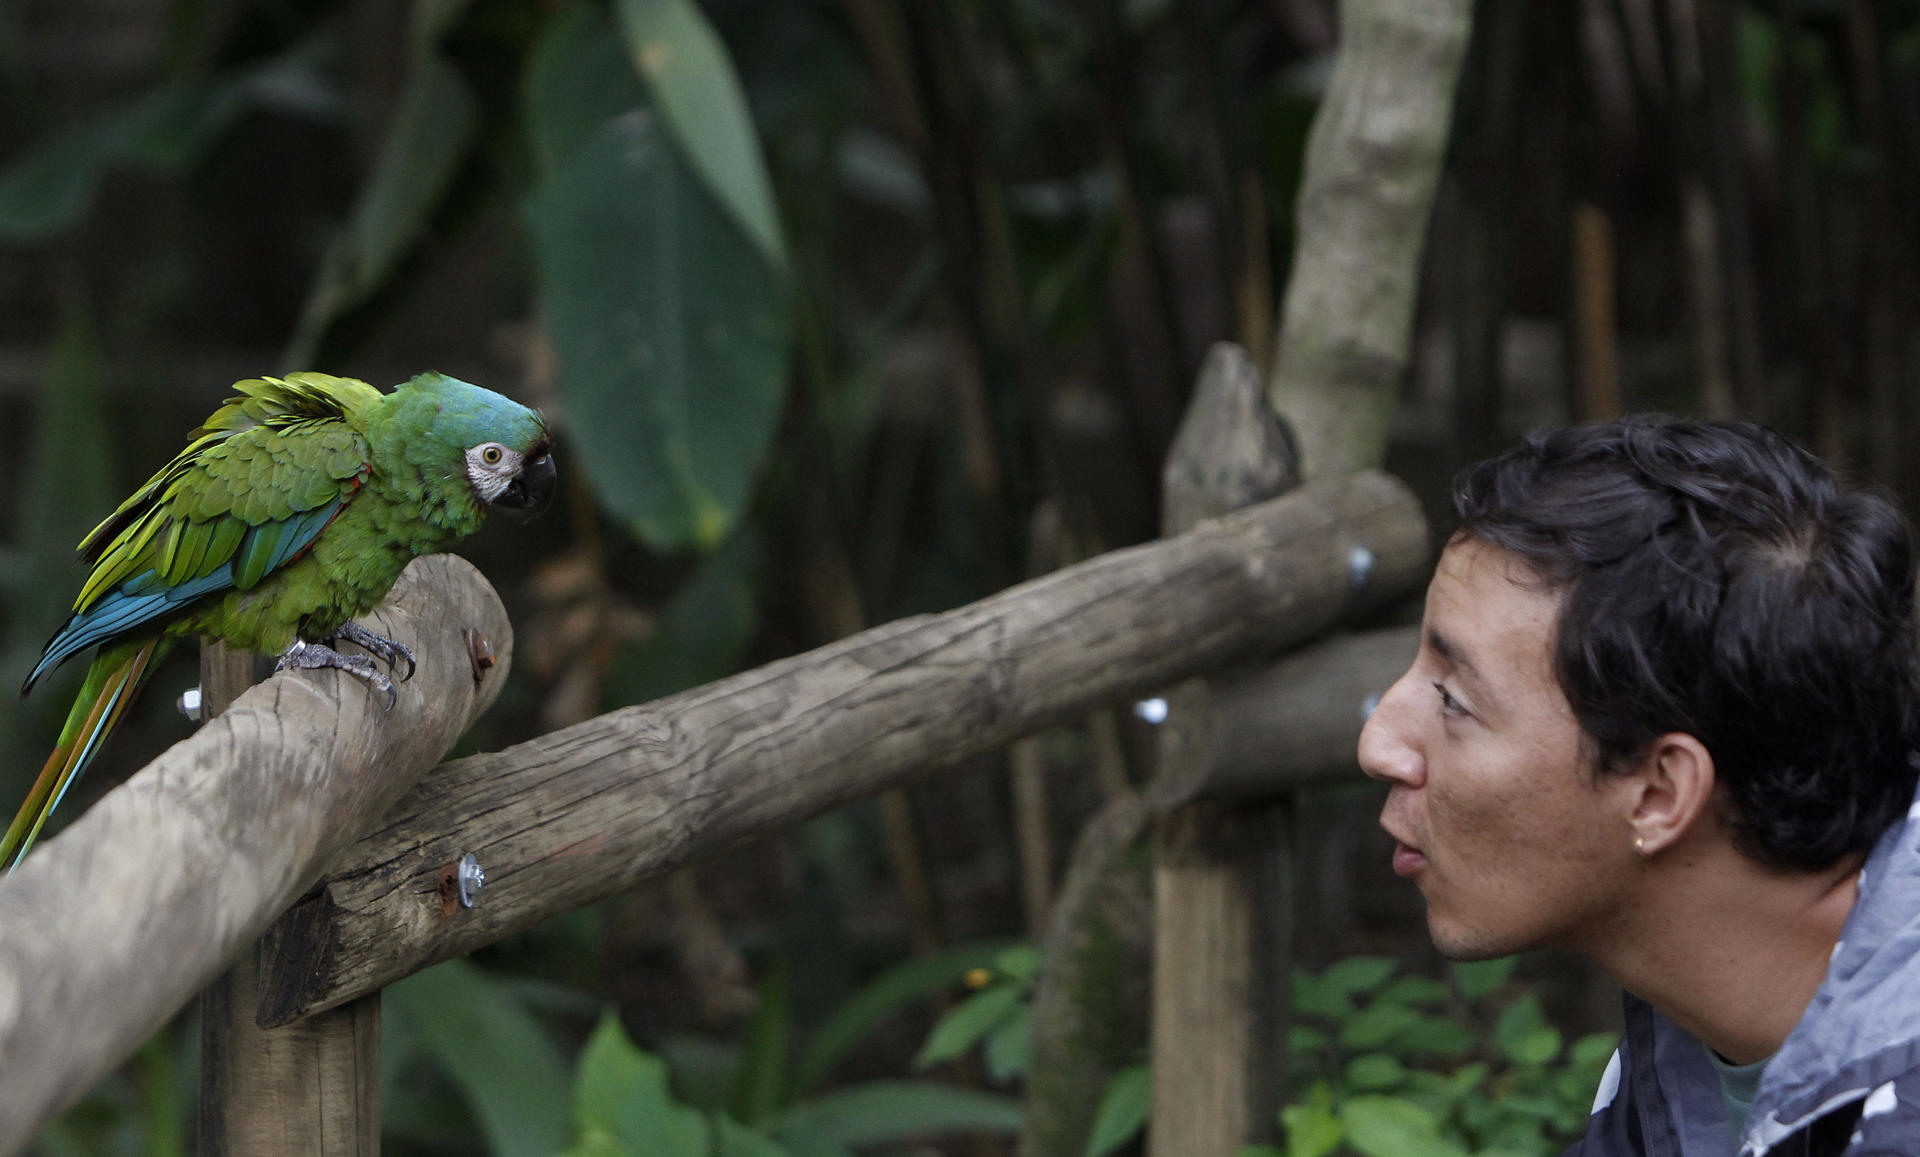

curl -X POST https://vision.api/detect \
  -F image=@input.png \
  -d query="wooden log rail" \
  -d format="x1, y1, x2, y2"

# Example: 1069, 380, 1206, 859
259, 469, 1428, 1026
0, 472, 1424, 1147
0, 556, 513, 1151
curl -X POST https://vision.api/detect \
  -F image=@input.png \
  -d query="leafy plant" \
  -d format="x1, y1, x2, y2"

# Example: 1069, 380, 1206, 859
1239, 955, 1617, 1157
618, 940, 1028, 1157
914, 942, 1149, 1157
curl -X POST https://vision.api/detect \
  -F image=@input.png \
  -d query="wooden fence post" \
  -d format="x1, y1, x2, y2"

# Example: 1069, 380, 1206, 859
1149, 343, 1302, 1153
198, 648, 380, 1155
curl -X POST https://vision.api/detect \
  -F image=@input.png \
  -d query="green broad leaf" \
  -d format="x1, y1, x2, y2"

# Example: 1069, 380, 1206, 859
1322, 956, 1399, 997
983, 1009, 1032, 1082
526, 100, 790, 551
1570, 1031, 1620, 1070
0, 127, 101, 240
791, 940, 1010, 1094
913, 982, 1027, 1069
1493, 994, 1560, 1067
344, 54, 475, 290
555, 1134, 640, 1157
1288, 1024, 1329, 1054
1377, 976, 1451, 1009
655, 1033, 741, 1113
1338, 1096, 1470, 1157
732, 961, 792, 1125
713, 1115, 795, 1157
569, 1012, 710, 1156
1449, 957, 1517, 1002
0, 78, 246, 240
615, 0, 786, 269
526, 6, 649, 174
993, 943, 1044, 982
1083, 1064, 1150, 1157
1344, 1054, 1408, 1091
1510, 1026, 1564, 1068
1391, 1014, 1477, 1058
1291, 969, 1355, 1021
1338, 1001, 1420, 1050
288, 52, 476, 364
385, 958, 571, 1157
1280, 1096, 1343, 1157
766, 1082, 1022, 1151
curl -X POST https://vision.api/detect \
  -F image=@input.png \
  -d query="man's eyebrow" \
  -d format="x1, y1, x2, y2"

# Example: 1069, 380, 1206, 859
1426, 628, 1479, 682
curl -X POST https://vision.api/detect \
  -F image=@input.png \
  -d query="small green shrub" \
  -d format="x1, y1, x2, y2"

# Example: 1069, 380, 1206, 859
1241, 955, 1616, 1157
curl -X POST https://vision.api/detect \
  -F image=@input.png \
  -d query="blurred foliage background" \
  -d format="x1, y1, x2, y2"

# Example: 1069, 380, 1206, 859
1, 0, 1917, 1153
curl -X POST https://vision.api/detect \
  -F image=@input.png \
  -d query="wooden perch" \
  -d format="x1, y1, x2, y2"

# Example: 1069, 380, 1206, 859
260, 470, 1430, 1025
0, 555, 512, 1149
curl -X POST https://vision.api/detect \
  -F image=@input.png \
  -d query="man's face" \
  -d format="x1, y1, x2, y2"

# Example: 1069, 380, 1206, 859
1358, 536, 1637, 960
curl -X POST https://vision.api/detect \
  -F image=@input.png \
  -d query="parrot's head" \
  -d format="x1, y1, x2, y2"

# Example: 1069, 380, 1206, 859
394, 372, 557, 519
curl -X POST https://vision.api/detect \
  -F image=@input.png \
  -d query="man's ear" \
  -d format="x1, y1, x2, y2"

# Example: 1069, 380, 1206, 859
1626, 733, 1717, 854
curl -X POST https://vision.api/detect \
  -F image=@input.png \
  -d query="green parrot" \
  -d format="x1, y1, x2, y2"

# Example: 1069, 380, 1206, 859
4, 370, 555, 870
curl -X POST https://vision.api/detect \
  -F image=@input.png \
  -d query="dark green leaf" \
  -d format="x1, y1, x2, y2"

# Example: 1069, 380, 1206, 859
993, 944, 1043, 982
1082, 1065, 1150, 1157
713, 1115, 795, 1157
767, 1082, 1022, 1150
1391, 1014, 1476, 1058
386, 959, 571, 1157
1338, 1002, 1420, 1050
1570, 1032, 1620, 1070
615, 0, 786, 268
1291, 969, 1355, 1021
526, 104, 790, 551
1449, 957, 1517, 1002
913, 982, 1026, 1069
1322, 956, 1399, 997
1288, 1024, 1329, 1054
1377, 976, 1451, 1009
1493, 994, 1552, 1066
1344, 1054, 1407, 1091
791, 940, 1010, 1094
526, 6, 648, 173
732, 961, 792, 1124
983, 1009, 1032, 1082
287, 52, 476, 363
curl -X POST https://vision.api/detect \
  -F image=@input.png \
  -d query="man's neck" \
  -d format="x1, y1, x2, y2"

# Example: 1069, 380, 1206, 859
1581, 841, 1863, 1066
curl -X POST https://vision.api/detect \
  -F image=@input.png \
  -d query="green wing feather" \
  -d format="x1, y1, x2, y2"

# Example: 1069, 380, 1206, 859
25, 374, 381, 692
74, 373, 380, 610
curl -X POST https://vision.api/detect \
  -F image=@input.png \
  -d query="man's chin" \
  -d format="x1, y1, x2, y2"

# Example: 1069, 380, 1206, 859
1427, 914, 1521, 962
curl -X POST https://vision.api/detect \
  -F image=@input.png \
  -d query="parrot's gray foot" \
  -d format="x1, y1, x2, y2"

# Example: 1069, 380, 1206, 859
275, 639, 398, 711
335, 622, 416, 682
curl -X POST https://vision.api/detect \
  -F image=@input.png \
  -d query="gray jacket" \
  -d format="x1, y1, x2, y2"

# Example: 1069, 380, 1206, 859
1565, 792, 1920, 1156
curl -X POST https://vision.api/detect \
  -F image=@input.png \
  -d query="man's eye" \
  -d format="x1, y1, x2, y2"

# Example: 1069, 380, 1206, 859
1433, 681, 1468, 718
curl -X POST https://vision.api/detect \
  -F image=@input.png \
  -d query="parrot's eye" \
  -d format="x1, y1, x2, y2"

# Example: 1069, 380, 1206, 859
481, 445, 505, 465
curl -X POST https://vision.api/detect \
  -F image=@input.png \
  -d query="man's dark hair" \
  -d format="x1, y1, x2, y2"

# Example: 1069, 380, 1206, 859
1453, 416, 1920, 872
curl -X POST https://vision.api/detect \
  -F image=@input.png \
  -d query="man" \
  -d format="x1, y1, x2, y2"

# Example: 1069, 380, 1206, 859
1358, 417, 1920, 1154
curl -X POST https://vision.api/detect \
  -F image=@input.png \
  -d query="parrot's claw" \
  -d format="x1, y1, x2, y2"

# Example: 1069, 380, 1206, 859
335, 622, 416, 682
275, 639, 398, 711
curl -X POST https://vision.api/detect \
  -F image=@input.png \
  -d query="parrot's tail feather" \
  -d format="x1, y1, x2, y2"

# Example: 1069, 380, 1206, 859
2, 636, 165, 872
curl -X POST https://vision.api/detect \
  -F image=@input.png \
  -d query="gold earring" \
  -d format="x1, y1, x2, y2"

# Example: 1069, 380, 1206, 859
1635, 836, 1646, 852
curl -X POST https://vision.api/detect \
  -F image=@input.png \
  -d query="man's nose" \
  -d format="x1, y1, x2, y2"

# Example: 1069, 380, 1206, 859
1357, 675, 1424, 788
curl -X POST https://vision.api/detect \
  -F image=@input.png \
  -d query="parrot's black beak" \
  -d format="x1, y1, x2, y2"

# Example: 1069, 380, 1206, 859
494, 450, 556, 520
